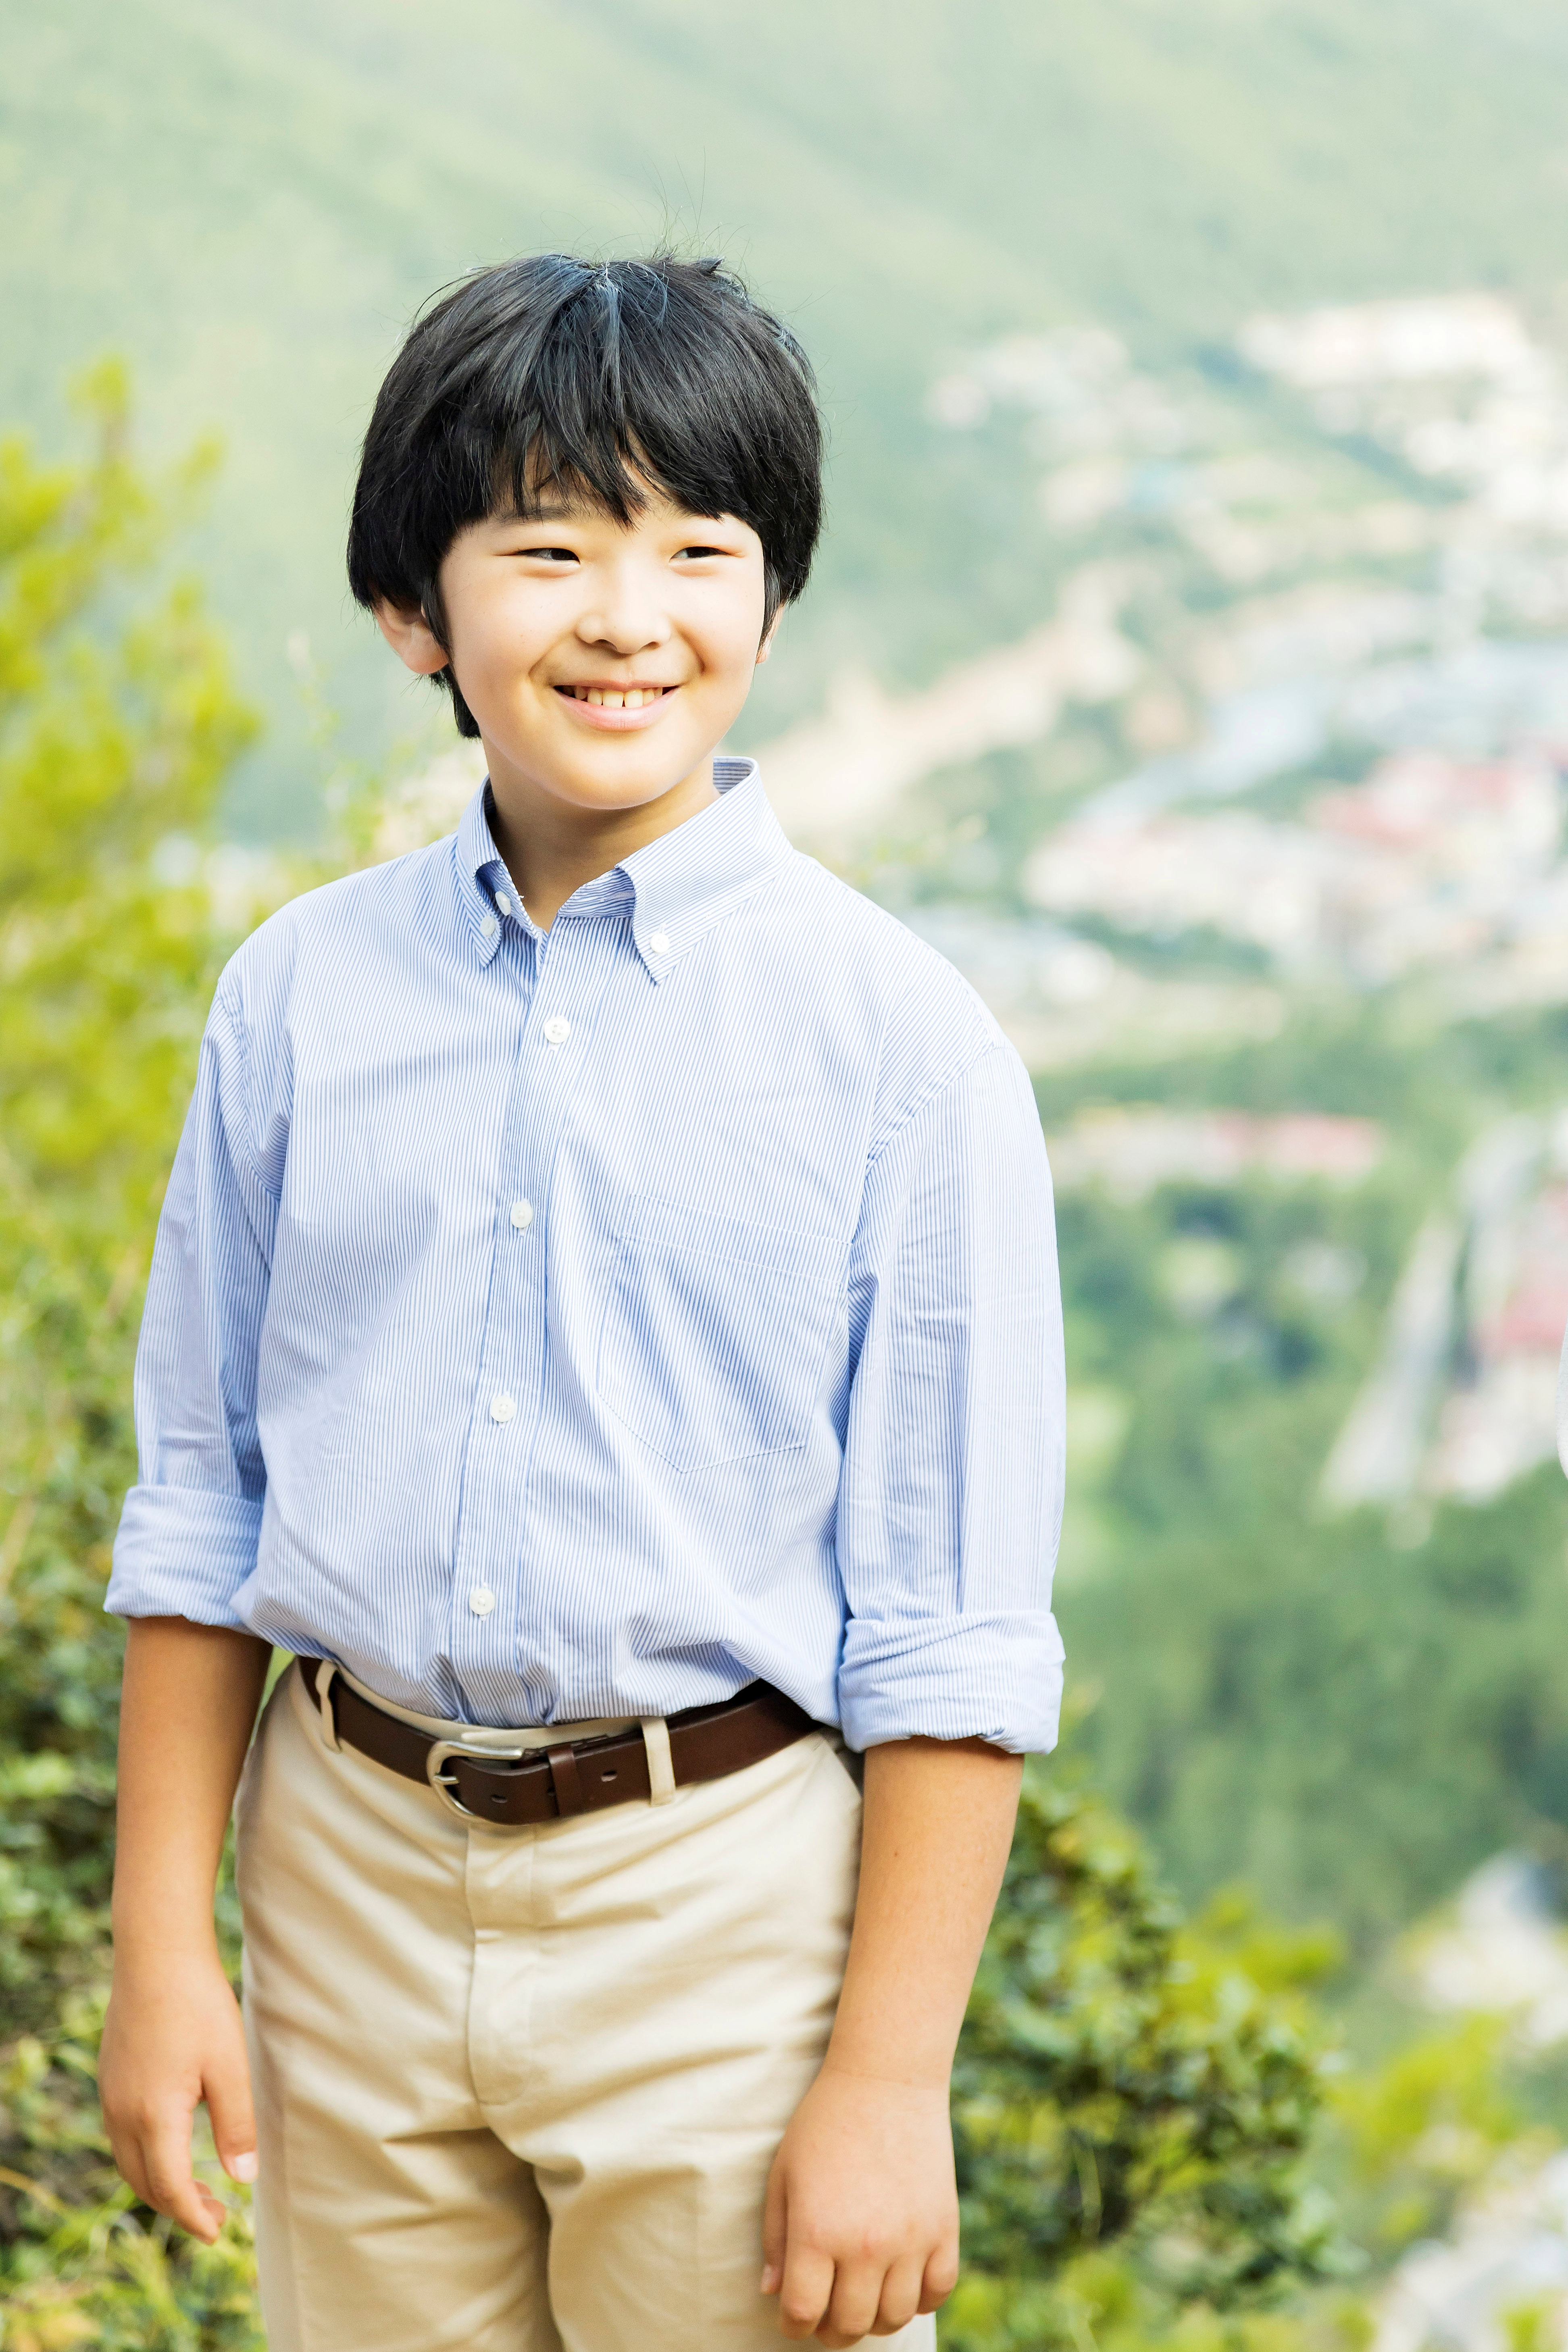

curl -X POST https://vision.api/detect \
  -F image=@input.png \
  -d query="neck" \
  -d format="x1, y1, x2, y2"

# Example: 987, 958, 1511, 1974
481, 751, 721, 930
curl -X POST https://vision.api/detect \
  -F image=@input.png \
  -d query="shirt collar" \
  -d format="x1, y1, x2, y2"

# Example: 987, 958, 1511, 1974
453, 757, 790, 980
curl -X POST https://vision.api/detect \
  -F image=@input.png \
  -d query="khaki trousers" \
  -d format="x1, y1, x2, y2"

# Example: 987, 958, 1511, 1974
235, 1665, 937, 2352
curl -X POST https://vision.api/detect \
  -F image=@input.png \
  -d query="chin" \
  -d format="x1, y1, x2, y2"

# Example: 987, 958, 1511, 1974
544, 762, 699, 815
561, 747, 705, 803
483, 716, 713, 810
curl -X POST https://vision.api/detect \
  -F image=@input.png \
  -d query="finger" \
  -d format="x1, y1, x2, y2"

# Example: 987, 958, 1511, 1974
204, 2043, 259, 2185
776, 2239, 835, 2342
760, 2156, 787, 2298
139, 2109, 223, 2244
106, 2120, 153, 2208
918, 2238, 960, 2313
194, 2182, 228, 2233
871, 2256, 925, 2334
820, 2257, 885, 2349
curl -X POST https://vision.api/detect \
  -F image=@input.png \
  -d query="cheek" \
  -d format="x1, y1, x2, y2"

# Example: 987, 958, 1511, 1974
687, 603, 769, 690
455, 596, 554, 695
712, 629, 768, 697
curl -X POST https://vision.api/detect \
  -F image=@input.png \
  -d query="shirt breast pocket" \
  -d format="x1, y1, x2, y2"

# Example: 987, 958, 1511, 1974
595, 1195, 844, 1471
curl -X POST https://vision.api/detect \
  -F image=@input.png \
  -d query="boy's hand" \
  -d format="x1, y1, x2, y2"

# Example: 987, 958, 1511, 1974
761, 2065, 958, 2345
760, 1736, 1021, 2343
103, 1618, 271, 2242
100, 1947, 258, 2244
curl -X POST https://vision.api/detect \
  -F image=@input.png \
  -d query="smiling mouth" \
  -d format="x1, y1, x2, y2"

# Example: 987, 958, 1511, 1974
555, 683, 677, 711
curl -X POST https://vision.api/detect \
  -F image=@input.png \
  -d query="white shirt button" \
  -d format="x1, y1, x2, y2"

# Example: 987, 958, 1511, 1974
494, 892, 512, 917
469, 1586, 496, 1616
509, 1198, 534, 1230
543, 1016, 571, 1046
489, 1392, 516, 1424
479, 914, 498, 940
649, 929, 671, 955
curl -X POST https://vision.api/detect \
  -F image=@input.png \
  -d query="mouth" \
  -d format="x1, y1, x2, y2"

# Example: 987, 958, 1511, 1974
555, 683, 678, 710
552, 681, 682, 733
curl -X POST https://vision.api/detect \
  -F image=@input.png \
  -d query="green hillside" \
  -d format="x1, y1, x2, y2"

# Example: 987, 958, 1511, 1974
6, 0, 1568, 834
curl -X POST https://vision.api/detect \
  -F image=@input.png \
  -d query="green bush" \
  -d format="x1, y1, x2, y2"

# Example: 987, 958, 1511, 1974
947, 1775, 1350, 2350
0, 369, 263, 2346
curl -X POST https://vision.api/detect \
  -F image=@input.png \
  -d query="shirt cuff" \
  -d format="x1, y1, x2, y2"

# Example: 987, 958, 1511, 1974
105, 1486, 264, 1627
837, 1610, 1066, 1754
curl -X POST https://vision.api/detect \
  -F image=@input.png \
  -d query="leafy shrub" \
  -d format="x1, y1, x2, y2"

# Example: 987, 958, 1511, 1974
0, 368, 263, 2346
947, 1776, 1351, 2350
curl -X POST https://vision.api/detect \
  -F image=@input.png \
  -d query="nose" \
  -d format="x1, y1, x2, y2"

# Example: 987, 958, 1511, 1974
575, 557, 672, 657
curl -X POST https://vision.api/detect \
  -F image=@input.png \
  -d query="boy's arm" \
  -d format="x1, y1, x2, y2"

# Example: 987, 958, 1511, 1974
763, 1736, 1022, 2345
102, 986, 279, 2237
100, 1617, 272, 2243
775, 1039, 1064, 2343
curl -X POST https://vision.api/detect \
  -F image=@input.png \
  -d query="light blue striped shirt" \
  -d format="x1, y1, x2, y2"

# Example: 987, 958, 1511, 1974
109, 761, 1066, 1749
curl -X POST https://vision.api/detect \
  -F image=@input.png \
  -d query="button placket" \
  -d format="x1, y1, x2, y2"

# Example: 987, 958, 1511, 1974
450, 914, 615, 1687
449, 912, 539, 1674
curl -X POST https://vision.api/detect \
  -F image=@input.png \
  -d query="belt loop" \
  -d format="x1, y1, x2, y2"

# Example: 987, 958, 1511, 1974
313, 1660, 343, 1753
547, 1744, 584, 1818
641, 1717, 676, 1805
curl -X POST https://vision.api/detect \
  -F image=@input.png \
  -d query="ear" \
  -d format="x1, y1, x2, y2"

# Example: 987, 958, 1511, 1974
756, 612, 784, 666
373, 599, 450, 678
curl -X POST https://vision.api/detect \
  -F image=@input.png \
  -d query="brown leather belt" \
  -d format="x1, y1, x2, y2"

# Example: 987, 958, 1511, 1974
300, 1658, 818, 1827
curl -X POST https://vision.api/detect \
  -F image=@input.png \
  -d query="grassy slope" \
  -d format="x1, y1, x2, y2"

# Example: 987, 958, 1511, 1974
4, 0, 1568, 833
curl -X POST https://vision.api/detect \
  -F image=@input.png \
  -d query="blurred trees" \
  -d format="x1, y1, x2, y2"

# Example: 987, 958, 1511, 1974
1049, 1163, 1568, 1944
0, 370, 263, 2344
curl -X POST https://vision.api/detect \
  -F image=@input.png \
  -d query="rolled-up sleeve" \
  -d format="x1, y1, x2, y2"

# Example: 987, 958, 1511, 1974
106, 988, 277, 1625
835, 1043, 1066, 1753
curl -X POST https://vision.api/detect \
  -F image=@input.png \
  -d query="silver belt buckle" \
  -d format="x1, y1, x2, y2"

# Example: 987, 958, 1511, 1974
425, 1736, 526, 1822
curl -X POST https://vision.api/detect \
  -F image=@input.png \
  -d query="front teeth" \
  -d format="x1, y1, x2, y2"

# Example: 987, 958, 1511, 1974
577, 687, 660, 708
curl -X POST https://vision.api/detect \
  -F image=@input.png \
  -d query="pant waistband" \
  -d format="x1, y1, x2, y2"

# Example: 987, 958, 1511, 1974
299, 1659, 819, 1828
327, 1660, 639, 1752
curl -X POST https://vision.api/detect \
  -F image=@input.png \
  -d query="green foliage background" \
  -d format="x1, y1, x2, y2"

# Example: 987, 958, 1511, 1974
1035, 1001, 1568, 1941
0, 383, 267, 2344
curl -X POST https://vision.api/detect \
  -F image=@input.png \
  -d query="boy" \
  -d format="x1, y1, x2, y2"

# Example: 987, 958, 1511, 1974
100, 253, 1065, 2352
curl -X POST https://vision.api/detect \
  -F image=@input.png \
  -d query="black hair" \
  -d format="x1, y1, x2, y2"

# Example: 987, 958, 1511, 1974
347, 252, 823, 737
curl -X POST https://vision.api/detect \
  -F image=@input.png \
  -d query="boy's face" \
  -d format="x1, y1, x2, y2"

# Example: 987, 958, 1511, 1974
375, 485, 774, 820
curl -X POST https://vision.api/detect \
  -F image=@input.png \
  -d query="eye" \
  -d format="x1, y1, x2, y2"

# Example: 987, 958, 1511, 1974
673, 543, 726, 562
519, 545, 578, 564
